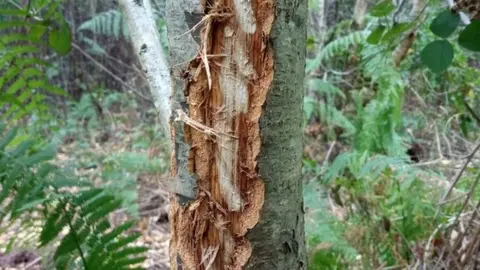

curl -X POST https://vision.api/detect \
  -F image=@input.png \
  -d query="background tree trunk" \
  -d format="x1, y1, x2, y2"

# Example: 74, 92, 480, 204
117, 0, 171, 132
166, 0, 307, 269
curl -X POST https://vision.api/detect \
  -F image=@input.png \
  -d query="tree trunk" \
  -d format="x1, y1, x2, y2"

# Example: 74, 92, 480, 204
353, 0, 368, 27
165, 0, 307, 269
117, 0, 171, 132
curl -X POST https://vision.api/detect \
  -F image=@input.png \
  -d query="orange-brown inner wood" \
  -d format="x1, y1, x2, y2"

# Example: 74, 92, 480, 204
170, 0, 275, 269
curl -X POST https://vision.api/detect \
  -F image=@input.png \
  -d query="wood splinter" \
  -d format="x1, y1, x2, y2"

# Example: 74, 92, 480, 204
174, 109, 238, 140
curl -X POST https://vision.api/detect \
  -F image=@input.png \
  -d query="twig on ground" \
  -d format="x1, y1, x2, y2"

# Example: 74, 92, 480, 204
435, 124, 444, 159
464, 100, 480, 126
437, 142, 480, 215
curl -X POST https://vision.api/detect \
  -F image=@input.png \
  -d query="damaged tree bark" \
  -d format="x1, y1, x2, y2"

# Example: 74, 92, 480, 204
166, 0, 307, 269
119, 0, 306, 268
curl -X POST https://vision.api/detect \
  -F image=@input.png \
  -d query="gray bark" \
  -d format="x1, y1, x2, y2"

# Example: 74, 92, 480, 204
245, 1, 307, 268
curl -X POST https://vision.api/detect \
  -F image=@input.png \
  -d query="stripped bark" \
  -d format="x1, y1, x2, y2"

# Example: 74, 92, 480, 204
166, 0, 307, 269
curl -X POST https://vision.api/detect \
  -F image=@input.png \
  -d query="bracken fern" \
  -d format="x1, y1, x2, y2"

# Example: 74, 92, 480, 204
0, 125, 147, 269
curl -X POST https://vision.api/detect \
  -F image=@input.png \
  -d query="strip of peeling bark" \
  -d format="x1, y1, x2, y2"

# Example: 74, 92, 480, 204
166, 0, 307, 269
117, 0, 171, 132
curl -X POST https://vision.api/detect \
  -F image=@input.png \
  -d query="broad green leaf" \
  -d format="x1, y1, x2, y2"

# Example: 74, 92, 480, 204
421, 40, 454, 73
371, 0, 395, 17
458, 20, 480, 52
48, 22, 72, 56
29, 24, 48, 41
367, 25, 386, 44
430, 10, 460, 38
382, 22, 415, 42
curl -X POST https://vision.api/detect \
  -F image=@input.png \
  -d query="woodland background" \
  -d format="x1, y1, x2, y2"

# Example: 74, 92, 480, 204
1, 0, 480, 269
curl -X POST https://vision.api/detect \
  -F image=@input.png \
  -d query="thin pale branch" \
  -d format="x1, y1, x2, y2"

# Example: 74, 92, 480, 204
118, 0, 171, 132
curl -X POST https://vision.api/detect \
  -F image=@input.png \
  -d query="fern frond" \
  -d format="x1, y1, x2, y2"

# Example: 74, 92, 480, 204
0, 16, 66, 122
40, 200, 69, 245
78, 10, 128, 40
325, 151, 352, 183
1, 6, 147, 267
304, 97, 355, 135
308, 79, 346, 99
306, 31, 368, 73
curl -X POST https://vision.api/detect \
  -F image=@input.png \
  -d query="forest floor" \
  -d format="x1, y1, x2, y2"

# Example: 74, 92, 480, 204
0, 111, 172, 269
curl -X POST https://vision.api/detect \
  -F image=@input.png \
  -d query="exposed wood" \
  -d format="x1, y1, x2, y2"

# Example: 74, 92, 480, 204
166, 0, 307, 269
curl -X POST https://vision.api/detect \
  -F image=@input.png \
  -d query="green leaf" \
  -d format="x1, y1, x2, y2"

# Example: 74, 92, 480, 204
371, 0, 395, 17
15, 57, 49, 68
48, 22, 72, 56
40, 201, 68, 246
37, 163, 57, 178
15, 196, 61, 212
28, 79, 46, 89
458, 20, 480, 52
382, 23, 415, 42
0, 94, 23, 108
0, 127, 18, 151
367, 25, 386, 44
10, 139, 34, 157
106, 233, 141, 251
101, 220, 135, 244
0, 21, 30, 30
420, 40, 454, 73
0, 9, 28, 16
309, 79, 346, 98
0, 165, 20, 204
21, 144, 56, 166
113, 256, 147, 268
54, 232, 80, 259
44, 85, 67, 96
73, 188, 104, 206
29, 24, 48, 41
6, 78, 27, 95
430, 10, 460, 38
